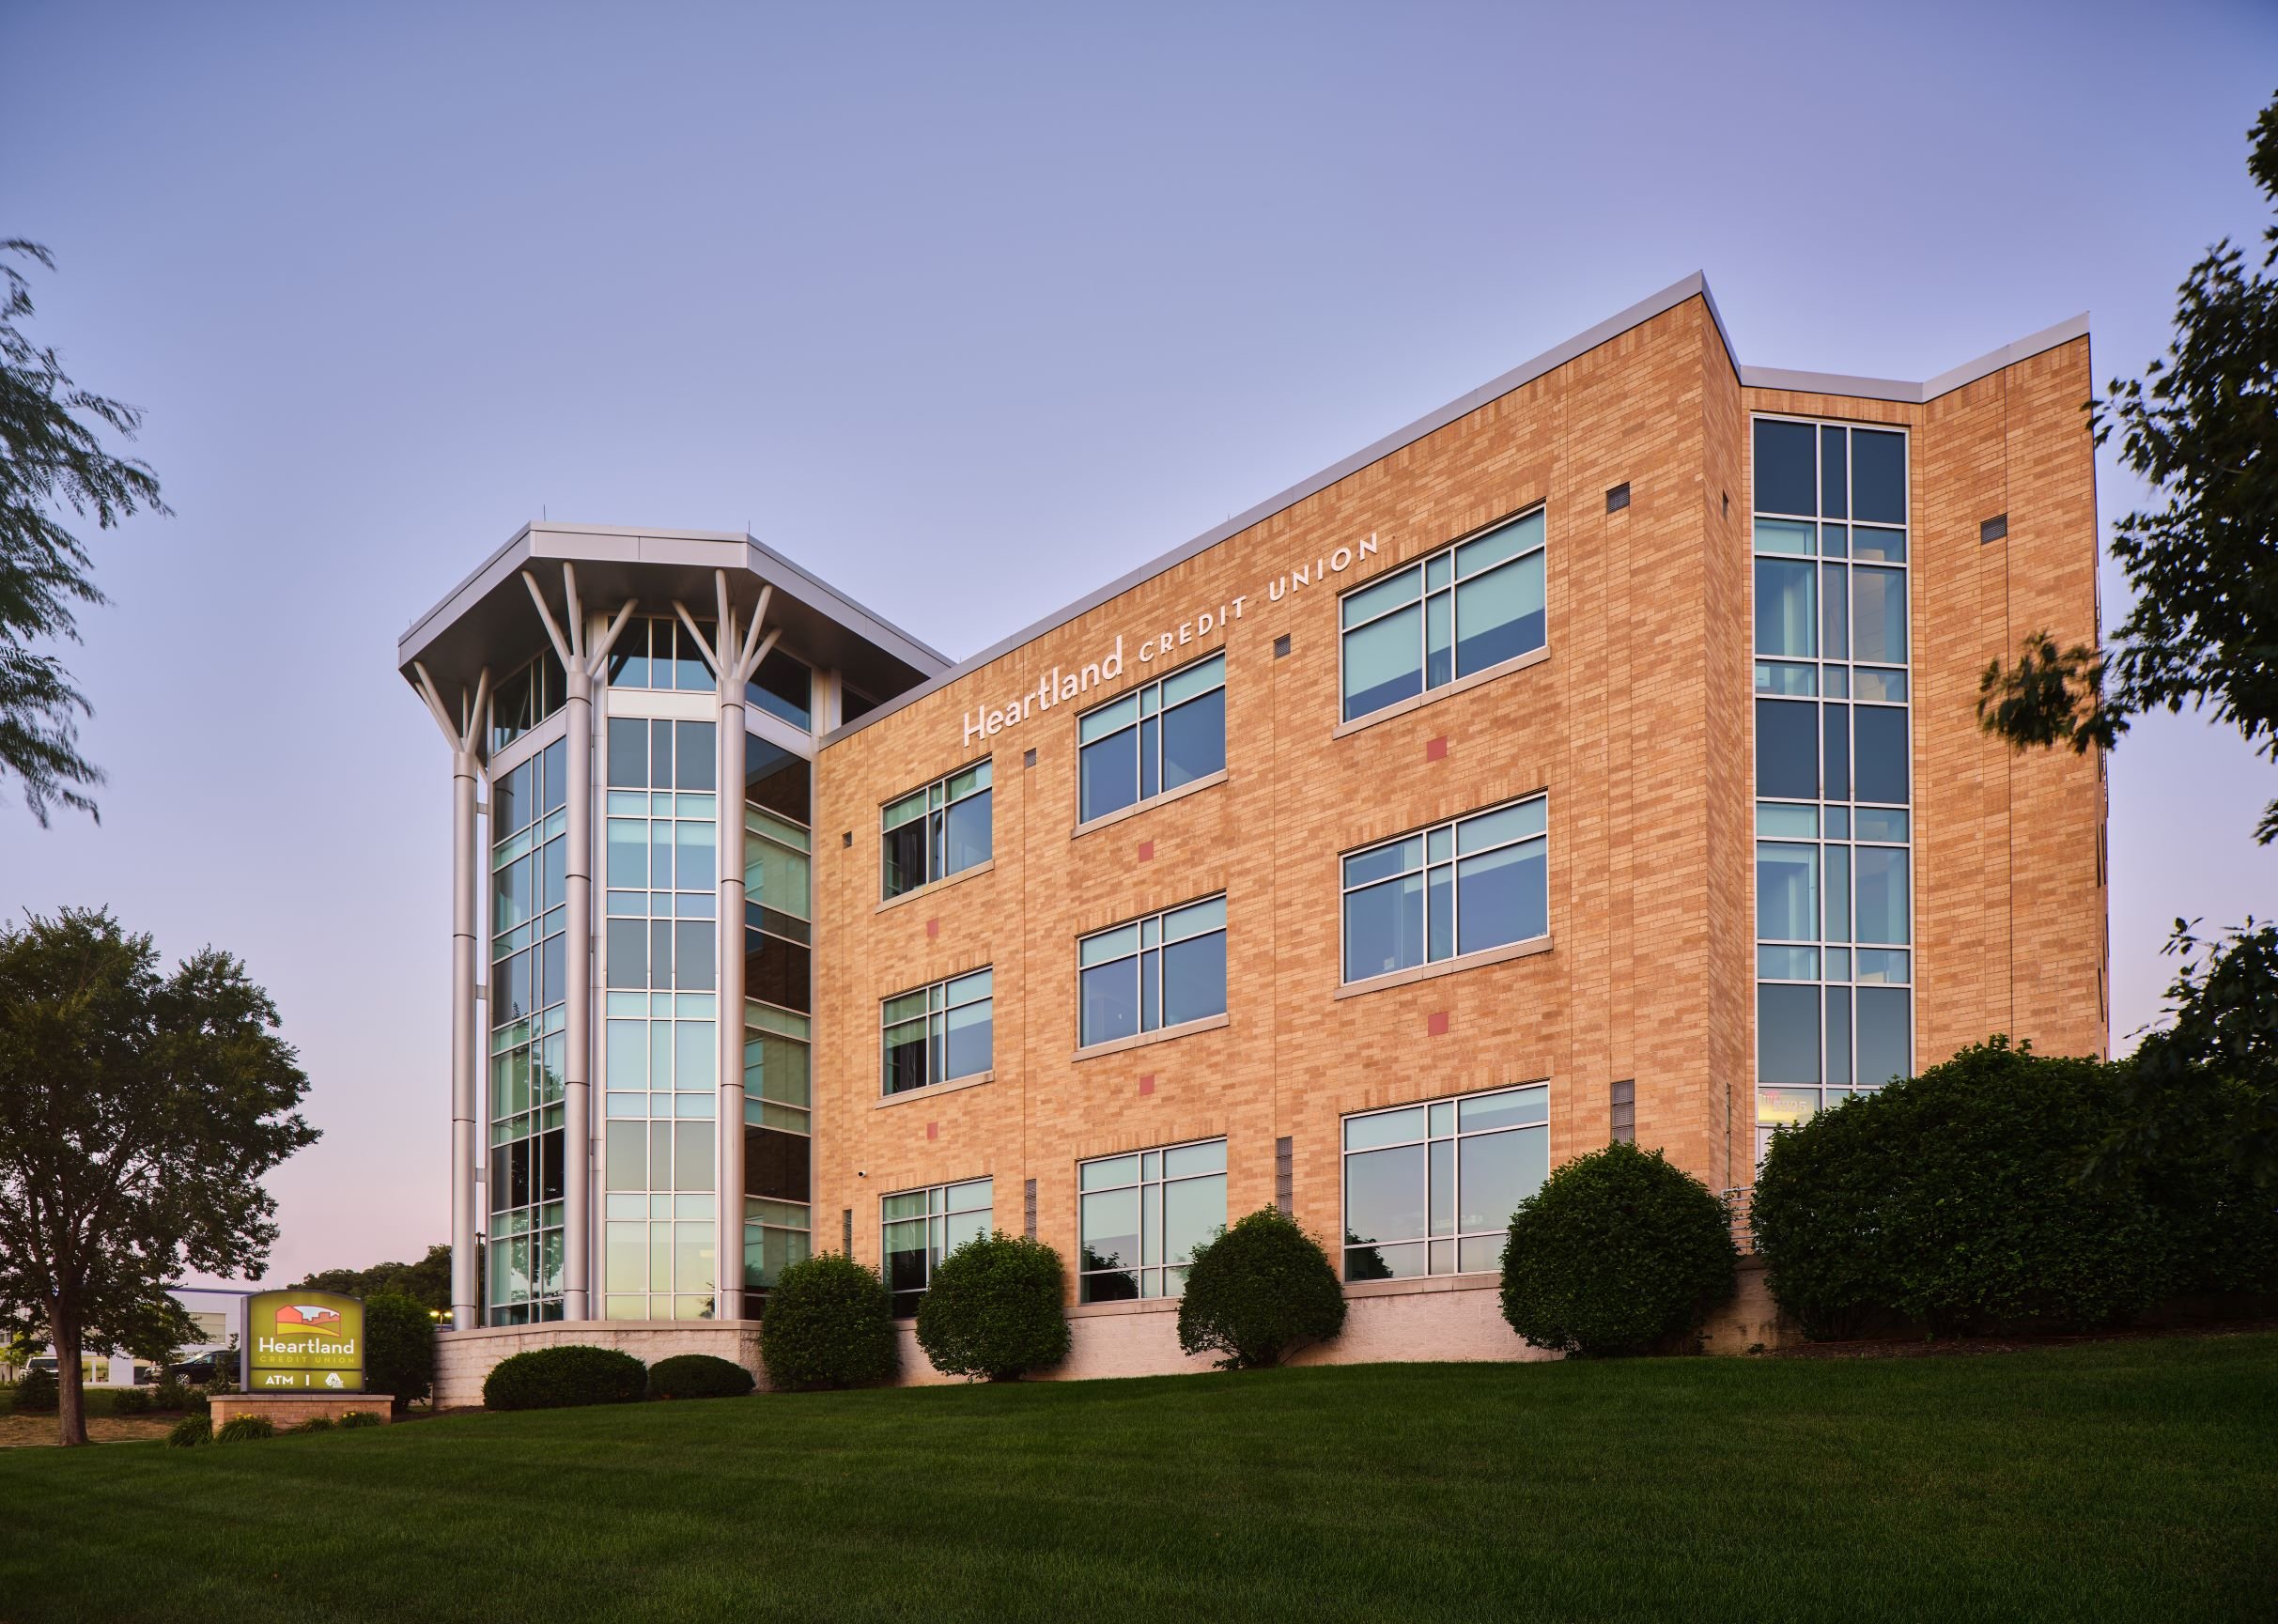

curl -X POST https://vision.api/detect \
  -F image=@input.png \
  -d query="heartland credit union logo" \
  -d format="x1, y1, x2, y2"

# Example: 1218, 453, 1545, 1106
244, 1289, 366, 1393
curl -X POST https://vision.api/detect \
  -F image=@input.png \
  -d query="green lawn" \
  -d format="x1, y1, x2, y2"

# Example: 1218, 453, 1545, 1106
3, 1335, 2272, 1624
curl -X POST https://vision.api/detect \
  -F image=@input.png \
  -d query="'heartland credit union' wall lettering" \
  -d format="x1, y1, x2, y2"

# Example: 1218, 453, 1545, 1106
962, 534, 1378, 746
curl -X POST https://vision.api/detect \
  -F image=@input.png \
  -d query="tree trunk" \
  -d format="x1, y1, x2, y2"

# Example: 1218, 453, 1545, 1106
52, 1307, 88, 1447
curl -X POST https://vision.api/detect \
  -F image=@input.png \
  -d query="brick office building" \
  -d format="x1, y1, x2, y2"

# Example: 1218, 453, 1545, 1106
400, 274, 2103, 1389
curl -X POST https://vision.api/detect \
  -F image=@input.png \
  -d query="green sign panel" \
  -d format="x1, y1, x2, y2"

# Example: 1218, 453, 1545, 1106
243, 1290, 365, 1394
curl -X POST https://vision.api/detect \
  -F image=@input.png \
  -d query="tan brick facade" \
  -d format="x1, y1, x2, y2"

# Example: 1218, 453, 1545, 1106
806, 292, 2106, 1335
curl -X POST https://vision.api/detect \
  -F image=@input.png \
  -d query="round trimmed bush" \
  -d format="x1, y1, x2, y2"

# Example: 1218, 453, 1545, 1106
364, 1292, 436, 1413
215, 1414, 274, 1443
1176, 1207, 1345, 1369
482, 1344, 647, 1412
1498, 1140, 1738, 1356
647, 1353, 757, 1400
1753, 1038, 2162, 1339
915, 1233, 1070, 1382
11, 1367, 56, 1414
760, 1252, 898, 1392
165, 1415, 212, 1447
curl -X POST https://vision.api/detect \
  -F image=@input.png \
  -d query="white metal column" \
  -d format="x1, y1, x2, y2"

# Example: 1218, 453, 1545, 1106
412, 663, 490, 1332
523, 568, 634, 1322
675, 575, 777, 1323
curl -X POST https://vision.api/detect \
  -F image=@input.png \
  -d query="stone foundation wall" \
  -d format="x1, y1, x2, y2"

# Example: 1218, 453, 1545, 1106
434, 1320, 764, 1407
435, 1271, 1793, 1403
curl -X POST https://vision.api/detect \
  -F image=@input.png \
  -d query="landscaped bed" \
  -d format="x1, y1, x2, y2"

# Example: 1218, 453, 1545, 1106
1, 1332, 2271, 1623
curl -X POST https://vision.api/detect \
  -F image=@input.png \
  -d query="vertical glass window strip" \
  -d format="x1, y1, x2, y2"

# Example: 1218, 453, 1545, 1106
882, 1178, 993, 1318
1339, 510, 1544, 723
1077, 1139, 1228, 1301
1077, 897, 1229, 1047
490, 646, 567, 755
1340, 795, 1547, 983
486, 735, 571, 1324
595, 712, 736, 1322
1077, 653, 1227, 823
880, 968, 994, 1095
1340, 1085, 1549, 1280
1752, 418, 1912, 1161
881, 760, 993, 899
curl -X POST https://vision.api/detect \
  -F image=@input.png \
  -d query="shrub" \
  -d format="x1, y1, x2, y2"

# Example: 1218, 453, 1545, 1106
165, 1415, 212, 1447
760, 1252, 898, 1392
111, 1386, 153, 1415
1498, 1140, 1738, 1356
293, 1415, 336, 1432
647, 1353, 757, 1400
336, 1410, 383, 1430
11, 1368, 56, 1414
1177, 1208, 1345, 1369
152, 1377, 196, 1412
364, 1292, 436, 1413
215, 1414, 275, 1443
1753, 1038, 2164, 1338
915, 1233, 1071, 1382
482, 1344, 647, 1412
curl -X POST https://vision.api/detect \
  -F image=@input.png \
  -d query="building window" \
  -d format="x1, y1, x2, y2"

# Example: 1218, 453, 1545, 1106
881, 968, 994, 1095
1077, 1138, 1228, 1302
1341, 1084, 1548, 1281
1341, 795, 1547, 983
1339, 510, 1544, 723
1077, 653, 1226, 823
603, 613, 814, 730
1752, 417, 1913, 1161
881, 760, 992, 899
491, 645, 566, 754
881, 1178, 993, 1318
487, 736, 570, 1325
741, 736, 814, 1296
1078, 896, 1227, 1047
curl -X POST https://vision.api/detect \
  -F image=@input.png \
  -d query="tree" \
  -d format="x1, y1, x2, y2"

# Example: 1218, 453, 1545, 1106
1977, 95, 2278, 838
0, 241, 168, 825
2099, 920, 2278, 1192
293, 1243, 452, 1314
0, 908, 316, 1445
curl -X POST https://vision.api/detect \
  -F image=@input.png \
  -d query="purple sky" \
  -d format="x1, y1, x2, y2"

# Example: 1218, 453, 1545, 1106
4, 4, 2274, 1286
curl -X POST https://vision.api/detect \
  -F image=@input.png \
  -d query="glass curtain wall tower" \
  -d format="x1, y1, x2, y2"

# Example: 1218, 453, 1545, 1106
401, 525, 949, 1329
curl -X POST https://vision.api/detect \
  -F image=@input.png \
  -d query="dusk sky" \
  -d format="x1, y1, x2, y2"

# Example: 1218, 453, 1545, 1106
4, 3, 2273, 1286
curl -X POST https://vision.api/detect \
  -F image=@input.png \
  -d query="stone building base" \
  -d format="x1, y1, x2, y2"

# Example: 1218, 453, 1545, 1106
210, 1393, 395, 1428
432, 1270, 1796, 1403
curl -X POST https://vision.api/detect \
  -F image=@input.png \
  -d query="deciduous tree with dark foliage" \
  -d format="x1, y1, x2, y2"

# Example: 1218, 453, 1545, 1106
0, 240, 168, 825
1978, 93, 2278, 842
0, 908, 316, 1446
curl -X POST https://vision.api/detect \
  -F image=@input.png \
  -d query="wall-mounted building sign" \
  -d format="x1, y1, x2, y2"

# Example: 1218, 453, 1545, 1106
242, 1290, 365, 1393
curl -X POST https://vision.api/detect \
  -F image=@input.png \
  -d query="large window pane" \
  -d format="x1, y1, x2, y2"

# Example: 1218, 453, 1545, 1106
1758, 982, 1821, 1085
1856, 986, 1913, 1086
1344, 1142, 1426, 1245
1757, 843, 1820, 940
1160, 688, 1226, 789
1081, 959, 1140, 1046
882, 821, 925, 898
1852, 567, 1908, 665
1452, 550, 1544, 674
1458, 1128, 1547, 1233
1851, 429, 1906, 524
1079, 732, 1138, 822
1854, 706, 1909, 804
1754, 559, 1817, 657
1161, 931, 1227, 1027
1162, 1175, 1225, 1263
1342, 603, 1423, 720
884, 1020, 926, 1094
1344, 873, 1424, 982
942, 998, 991, 1079
1754, 418, 1818, 516
1454, 838, 1547, 953
1756, 700, 1819, 799
942, 789, 992, 874
607, 718, 647, 787
1855, 847, 1910, 945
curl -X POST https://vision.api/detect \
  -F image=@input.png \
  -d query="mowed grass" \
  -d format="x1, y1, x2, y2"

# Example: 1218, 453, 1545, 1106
3, 1335, 2272, 1624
